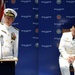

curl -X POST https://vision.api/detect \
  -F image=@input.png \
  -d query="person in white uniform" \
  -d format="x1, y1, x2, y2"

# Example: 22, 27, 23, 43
59, 25, 75, 75
0, 8, 19, 59
0, 8, 19, 75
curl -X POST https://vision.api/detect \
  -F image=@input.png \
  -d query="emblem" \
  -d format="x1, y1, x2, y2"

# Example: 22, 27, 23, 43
35, 28, 38, 33
35, 14, 38, 19
35, 42, 39, 48
11, 0, 16, 4
35, 0, 38, 4
56, 29, 61, 34
56, 0, 62, 4
56, 14, 61, 20
11, 32, 16, 40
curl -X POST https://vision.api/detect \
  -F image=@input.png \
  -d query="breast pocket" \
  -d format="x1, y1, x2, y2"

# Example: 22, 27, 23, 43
65, 41, 72, 47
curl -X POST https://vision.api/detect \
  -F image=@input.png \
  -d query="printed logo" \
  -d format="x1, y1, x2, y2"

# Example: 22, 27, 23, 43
56, 14, 61, 20
35, 14, 38, 19
56, 29, 61, 34
56, 0, 61, 4
35, 28, 38, 33
35, 0, 38, 4
11, 0, 16, 4
35, 42, 39, 48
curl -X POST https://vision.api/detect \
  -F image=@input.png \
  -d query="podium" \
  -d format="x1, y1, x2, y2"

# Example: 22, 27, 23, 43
0, 57, 18, 75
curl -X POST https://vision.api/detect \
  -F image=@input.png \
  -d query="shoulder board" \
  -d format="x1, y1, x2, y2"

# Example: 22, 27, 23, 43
0, 22, 3, 25
13, 26, 19, 31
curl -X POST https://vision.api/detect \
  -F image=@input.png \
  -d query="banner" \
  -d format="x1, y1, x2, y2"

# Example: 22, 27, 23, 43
6, 0, 75, 75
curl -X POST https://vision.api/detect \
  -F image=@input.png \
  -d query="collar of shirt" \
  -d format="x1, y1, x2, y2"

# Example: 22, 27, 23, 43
4, 24, 12, 30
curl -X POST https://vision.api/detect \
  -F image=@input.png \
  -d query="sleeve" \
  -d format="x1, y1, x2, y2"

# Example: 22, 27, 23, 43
0, 34, 1, 59
0, 27, 2, 59
58, 33, 70, 59
14, 30, 19, 59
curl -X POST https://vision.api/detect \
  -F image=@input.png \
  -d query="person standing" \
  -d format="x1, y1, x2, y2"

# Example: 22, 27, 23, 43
0, 8, 19, 75
58, 25, 75, 75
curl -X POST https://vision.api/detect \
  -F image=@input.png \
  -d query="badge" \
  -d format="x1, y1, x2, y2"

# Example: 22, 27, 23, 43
11, 32, 16, 40
1, 30, 7, 34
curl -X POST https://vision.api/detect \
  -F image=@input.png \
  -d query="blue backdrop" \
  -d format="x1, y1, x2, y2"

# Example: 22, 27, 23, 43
6, 0, 75, 75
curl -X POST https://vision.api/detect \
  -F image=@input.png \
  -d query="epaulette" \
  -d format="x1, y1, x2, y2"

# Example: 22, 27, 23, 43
13, 26, 19, 31
0, 22, 3, 25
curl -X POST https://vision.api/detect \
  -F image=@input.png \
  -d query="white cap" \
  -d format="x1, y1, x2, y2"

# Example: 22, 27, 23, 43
4, 8, 17, 18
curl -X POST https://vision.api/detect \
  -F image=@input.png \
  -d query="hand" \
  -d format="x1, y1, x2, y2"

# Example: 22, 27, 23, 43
69, 56, 75, 63
67, 57, 72, 63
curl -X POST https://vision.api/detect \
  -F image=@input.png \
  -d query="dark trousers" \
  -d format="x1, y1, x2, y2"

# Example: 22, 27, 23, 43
0, 61, 15, 75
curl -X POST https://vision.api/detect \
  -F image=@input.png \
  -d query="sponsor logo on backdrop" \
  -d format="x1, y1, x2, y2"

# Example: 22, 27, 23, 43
41, 45, 52, 48
33, 37, 39, 39
41, 1, 51, 4
33, 22, 39, 25
66, 1, 75, 3
41, 30, 52, 33
56, 14, 61, 20
13, 8, 19, 10
11, 0, 16, 4
35, 42, 39, 48
35, 0, 38, 4
21, 30, 32, 33
56, 29, 61, 34
54, 8, 64, 11
21, 44, 32, 47
54, 37, 60, 40
21, 15, 31, 18
12, 23, 19, 25
35, 28, 38, 33
41, 16, 52, 19
54, 23, 64, 26
66, 16, 75, 18
21, 0, 31, 3
35, 14, 38, 19
56, 0, 62, 4
54, 19, 68, 26
32, 8, 38, 10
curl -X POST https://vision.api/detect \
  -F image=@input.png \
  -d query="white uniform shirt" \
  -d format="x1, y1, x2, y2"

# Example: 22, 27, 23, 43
59, 32, 75, 59
0, 23, 19, 59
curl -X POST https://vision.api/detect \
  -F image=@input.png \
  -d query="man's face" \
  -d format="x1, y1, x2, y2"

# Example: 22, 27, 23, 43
4, 15, 14, 26
71, 27, 75, 37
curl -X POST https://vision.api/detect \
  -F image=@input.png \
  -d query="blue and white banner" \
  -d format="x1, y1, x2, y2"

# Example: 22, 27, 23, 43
6, 0, 75, 75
